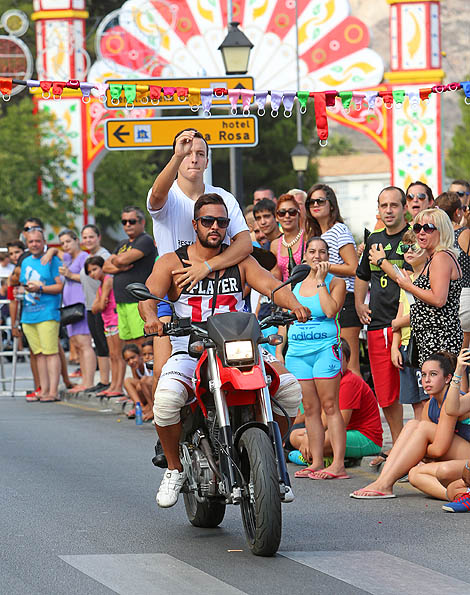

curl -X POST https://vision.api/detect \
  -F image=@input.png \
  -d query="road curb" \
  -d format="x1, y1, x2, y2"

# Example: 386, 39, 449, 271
59, 388, 132, 415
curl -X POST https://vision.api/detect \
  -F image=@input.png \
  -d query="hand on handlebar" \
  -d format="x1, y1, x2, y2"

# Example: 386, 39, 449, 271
144, 317, 164, 337
291, 305, 310, 323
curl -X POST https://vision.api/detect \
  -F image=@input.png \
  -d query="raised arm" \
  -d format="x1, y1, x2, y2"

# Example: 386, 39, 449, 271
148, 130, 197, 210
315, 263, 346, 318
445, 349, 470, 417
397, 251, 455, 307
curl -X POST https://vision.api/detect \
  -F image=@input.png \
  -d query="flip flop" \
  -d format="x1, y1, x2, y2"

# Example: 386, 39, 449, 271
349, 490, 396, 499
309, 470, 350, 480
39, 397, 60, 402
369, 452, 388, 469
106, 392, 125, 397
294, 467, 321, 478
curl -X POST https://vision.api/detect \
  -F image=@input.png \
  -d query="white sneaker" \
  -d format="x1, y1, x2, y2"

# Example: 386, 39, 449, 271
156, 469, 187, 508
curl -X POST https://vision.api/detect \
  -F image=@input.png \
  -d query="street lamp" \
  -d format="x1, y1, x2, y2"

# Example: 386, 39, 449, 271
218, 22, 254, 75
290, 142, 310, 188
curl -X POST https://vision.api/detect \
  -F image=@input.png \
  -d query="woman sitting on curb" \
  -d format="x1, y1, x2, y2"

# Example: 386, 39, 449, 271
350, 351, 470, 499
409, 348, 470, 512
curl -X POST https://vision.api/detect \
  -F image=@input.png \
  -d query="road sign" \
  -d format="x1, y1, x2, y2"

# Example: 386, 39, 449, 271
104, 115, 258, 151
104, 76, 254, 109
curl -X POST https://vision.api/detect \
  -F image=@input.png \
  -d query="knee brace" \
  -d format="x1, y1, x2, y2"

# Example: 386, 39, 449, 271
272, 373, 302, 418
153, 383, 188, 427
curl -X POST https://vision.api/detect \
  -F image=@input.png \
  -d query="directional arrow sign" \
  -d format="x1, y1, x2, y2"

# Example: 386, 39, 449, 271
105, 76, 254, 109
112, 124, 130, 144
104, 116, 258, 151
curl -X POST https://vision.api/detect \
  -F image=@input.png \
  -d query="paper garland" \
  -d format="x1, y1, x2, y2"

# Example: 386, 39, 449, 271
1, 77, 469, 145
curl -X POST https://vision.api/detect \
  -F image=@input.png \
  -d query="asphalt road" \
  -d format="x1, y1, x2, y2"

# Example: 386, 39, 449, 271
1, 395, 470, 595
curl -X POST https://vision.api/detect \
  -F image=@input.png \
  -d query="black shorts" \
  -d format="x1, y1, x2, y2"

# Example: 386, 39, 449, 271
339, 291, 361, 329
284, 422, 306, 452
87, 310, 109, 357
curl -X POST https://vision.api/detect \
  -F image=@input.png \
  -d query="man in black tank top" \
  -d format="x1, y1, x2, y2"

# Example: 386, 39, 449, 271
139, 193, 310, 508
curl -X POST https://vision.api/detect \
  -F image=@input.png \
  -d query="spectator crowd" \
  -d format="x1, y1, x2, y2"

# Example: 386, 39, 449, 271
3, 127, 470, 513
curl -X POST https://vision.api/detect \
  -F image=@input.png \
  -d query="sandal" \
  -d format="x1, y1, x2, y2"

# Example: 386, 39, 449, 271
294, 467, 321, 478
368, 452, 388, 469
127, 408, 136, 419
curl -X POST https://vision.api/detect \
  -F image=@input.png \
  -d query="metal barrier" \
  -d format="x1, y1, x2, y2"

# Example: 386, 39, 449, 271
0, 298, 34, 397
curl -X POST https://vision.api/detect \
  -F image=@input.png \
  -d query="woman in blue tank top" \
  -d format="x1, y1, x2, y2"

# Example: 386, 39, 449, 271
277, 237, 347, 480
351, 351, 470, 500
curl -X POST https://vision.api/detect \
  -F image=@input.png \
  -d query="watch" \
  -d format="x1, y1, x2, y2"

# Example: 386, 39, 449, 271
376, 257, 386, 268
317, 282, 326, 288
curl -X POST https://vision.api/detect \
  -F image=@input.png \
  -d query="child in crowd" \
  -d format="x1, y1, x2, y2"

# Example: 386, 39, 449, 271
142, 339, 154, 374
288, 339, 383, 472
86, 256, 125, 397
122, 343, 154, 421
391, 230, 429, 420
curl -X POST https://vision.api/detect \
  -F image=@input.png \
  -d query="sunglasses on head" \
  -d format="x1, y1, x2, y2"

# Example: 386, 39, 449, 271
23, 225, 43, 232
307, 197, 328, 207
455, 190, 470, 197
121, 218, 138, 226
406, 193, 428, 201
277, 208, 299, 218
412, 223, 437, 234
402, 243, 421, 254
196, 215, 230, 229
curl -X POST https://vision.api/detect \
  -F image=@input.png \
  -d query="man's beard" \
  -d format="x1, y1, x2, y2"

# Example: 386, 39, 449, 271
198, 232, 224, 249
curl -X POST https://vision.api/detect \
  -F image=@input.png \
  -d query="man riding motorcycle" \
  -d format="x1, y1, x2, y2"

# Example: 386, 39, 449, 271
140, 193, 310, 508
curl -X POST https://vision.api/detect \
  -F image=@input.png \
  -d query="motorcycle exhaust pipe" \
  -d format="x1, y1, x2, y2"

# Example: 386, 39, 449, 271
199, 436, 223, 481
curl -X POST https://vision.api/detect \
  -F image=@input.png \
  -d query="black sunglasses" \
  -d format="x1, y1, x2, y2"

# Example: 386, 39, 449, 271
455, 190, 470, 198
277, 208, 299, 218
406, 193, 428, 201
196, 216, 230, 229
23, 225, 43, 232
121, 218, 138, 225
307, 197, 328, 207
413, 223, 437, 234
401, 243, 420, 253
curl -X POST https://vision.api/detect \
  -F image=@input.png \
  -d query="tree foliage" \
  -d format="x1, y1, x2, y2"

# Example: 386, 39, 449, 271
446, 92, 470, 181
0, 98, 82, 232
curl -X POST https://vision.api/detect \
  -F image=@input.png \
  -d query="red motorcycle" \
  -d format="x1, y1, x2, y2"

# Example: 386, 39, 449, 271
127, 264, 309, 556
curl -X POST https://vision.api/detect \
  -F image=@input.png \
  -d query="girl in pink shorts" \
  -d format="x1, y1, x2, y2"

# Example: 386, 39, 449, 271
85, 256, 125, 397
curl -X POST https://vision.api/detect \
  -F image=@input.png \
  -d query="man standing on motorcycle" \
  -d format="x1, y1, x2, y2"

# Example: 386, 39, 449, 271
140, 193, 310, 508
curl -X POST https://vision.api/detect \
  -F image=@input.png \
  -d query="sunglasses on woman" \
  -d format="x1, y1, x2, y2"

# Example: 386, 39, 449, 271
406, 193, 428, 201
196, 216, 230, 228
276, 208, 299, 218
412, 223, 437, 234
401, 243, 421, 254
307, 197, 328, 207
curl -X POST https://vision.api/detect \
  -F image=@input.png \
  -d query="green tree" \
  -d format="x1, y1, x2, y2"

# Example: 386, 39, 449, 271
92, 147, 171, 244
446, 91, 470, 180
0, 98, 82, 233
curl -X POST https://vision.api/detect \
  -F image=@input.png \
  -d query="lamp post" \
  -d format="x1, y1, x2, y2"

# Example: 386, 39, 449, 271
218, 22, 253, 75
290, 142, 310, 189
218, 20, 253, 206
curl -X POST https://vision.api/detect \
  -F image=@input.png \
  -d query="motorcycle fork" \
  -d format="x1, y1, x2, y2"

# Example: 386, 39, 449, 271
206, 348, 239, 498
257, 347, 291, 489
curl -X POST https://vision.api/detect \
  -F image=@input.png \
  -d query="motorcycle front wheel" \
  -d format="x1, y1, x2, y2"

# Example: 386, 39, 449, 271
238, 427, 282, 556
183, 492, 226, 528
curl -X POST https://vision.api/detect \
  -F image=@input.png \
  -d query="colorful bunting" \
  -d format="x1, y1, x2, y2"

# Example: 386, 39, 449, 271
2, 76, 470, 144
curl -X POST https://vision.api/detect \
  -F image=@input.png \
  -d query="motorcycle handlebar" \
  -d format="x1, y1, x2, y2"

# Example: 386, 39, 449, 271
260, 311, 304, 329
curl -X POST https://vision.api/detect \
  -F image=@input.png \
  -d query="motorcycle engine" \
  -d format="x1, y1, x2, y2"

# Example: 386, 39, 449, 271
190, 447, 213, 497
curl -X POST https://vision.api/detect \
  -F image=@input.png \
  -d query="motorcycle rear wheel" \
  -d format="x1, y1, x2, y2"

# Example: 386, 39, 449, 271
238, 427, 282, 556
183, 492, 226, 528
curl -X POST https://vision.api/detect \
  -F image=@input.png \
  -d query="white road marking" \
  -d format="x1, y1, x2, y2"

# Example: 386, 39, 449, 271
60, 553, 248, 595
281, 551, 470, 595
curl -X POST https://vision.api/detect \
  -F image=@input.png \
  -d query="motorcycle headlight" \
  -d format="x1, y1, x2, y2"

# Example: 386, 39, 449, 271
225, 340, 254, 364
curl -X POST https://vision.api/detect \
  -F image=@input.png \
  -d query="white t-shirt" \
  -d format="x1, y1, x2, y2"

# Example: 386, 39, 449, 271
147, 181, 248, 255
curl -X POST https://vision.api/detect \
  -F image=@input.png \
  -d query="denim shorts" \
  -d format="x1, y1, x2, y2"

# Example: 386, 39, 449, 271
399, 345, 429, 404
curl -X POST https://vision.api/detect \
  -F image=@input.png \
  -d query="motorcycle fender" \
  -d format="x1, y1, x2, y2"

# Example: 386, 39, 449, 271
219, 360, 267, 391
263, 361, 281, 396
233, 422, 270, 451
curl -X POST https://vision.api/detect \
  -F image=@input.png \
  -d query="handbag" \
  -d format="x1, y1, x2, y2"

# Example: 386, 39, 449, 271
60, 302, 85, 326
403, 332, 419, 368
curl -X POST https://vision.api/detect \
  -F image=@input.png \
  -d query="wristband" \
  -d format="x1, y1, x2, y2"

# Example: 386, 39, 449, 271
465, 462, 470, 471
453, 374, 462, 378
39, 284, 43, 294
317, 282, 326, 288
204, 261, 212, 273
377, 257, 386, 267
